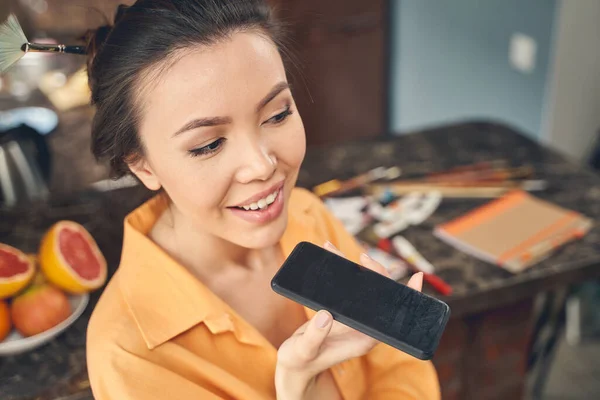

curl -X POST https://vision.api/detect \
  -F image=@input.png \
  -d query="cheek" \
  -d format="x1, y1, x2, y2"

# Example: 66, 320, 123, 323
150, 149, 233, 212
274, 120, 306, 168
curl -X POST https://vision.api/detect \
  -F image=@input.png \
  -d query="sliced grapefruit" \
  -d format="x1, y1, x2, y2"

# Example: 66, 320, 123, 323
38, 221, 107, 294
0, 244, 35, 299
0, 300, 10, 341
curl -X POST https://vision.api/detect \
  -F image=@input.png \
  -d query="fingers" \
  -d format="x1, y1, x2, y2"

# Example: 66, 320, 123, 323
406, 272, 424, 292
293, 310, 333, 364
324, 241, 344, 257
359, 252, 390, 278
325, 241, 390, 278
290, 314, 376, 373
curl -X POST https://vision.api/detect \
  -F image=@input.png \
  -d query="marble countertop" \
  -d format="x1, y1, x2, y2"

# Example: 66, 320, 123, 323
299, 122, 600, 316
1, 120, 600, 399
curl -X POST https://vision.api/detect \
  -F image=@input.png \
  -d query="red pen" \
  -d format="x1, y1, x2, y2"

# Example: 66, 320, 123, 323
377, 238, 453, 296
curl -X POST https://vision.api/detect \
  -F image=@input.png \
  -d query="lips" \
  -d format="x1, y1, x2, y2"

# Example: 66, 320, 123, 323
229, 180, 285, 209
228, 182, 286, 224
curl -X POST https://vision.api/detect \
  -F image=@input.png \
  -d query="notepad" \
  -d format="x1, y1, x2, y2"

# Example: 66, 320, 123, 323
434, 190, 593, 273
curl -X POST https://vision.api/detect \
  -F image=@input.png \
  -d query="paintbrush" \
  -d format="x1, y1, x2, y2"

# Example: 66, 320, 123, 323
0, 14, 86, 74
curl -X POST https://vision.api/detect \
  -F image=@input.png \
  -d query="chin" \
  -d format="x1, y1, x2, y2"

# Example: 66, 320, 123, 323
227, 212, 289, 250
249, 215, 289, 249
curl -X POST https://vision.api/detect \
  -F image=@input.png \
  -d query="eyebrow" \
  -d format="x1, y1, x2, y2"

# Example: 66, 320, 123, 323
172, 81, 290, 138
172, 116, 233, 137
256, 81, 290, 113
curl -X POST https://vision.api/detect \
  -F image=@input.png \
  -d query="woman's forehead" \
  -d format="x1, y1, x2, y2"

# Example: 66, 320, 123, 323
141, 32, 286, 110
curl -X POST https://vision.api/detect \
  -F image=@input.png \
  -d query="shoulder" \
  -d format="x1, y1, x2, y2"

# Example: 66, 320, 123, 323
287, 187, 364, 262
289, 187, 322, 210
288, 187, 333, 224
86, 272, 157, 398
87, 272, 148, 367
291, 185, 353, 225
288, 187, 334, 233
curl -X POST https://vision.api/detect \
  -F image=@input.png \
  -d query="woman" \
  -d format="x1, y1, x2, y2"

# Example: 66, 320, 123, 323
85, 1, 440, 399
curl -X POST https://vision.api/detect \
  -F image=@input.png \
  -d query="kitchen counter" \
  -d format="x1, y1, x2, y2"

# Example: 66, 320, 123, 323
1, 121, 599, 399
299, 121, 600, 317
0, 186, 152, 400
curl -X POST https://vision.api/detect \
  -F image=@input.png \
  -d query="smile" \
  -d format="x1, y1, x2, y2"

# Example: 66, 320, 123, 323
236, 189, 279, 211
228, 182, 286, 224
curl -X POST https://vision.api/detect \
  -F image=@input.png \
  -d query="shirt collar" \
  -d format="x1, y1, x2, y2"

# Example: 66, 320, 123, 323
118, 190, 316, 350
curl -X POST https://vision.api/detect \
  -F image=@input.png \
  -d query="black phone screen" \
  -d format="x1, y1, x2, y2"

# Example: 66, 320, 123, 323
271, 242, 450, 360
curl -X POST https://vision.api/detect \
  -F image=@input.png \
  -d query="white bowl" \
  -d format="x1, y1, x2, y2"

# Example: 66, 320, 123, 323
0, 293, 89, 356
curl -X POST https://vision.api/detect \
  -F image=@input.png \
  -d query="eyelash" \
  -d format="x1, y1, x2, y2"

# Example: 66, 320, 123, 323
188, 105, 293, 158
263, 104, 293, 126
188, 137, 226, 157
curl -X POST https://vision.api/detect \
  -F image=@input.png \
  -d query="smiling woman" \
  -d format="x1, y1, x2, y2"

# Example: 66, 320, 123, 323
84, 1, 440, 399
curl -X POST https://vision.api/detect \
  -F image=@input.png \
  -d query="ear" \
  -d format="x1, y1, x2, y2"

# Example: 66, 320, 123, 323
128, 157, 162, 191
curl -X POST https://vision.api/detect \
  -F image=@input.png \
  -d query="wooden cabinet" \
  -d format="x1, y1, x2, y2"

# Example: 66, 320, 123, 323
271, 0, 389, 146
17, 0, 389, 147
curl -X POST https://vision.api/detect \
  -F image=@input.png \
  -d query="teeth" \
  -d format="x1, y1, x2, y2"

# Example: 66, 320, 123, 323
239, 190, 279, 210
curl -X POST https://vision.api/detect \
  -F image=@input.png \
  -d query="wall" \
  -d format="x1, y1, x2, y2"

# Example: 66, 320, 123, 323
390, 0, 558, 139
541, 0, 600, 162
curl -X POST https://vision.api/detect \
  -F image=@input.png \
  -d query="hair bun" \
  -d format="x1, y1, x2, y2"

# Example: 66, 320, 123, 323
85, 25, 112, 58
83, 24, 112, 92
84, 5, 131, 91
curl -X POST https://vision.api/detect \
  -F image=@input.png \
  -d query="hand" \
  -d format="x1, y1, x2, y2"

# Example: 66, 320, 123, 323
275, 241, 424, 400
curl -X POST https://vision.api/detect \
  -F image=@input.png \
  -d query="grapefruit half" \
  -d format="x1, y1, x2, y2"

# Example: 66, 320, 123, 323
39, 221, 107, 294
0, 244, 35, 299
0, 300, 10, 341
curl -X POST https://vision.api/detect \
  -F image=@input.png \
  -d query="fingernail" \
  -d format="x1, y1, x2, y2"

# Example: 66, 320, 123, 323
315, 311, 331, 328
416, 272, 424, 284
324, 241, 335, 249
360, 252, 371, 263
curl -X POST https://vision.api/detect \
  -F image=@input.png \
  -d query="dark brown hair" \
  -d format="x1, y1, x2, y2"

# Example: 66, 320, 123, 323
86, 0, 287, 179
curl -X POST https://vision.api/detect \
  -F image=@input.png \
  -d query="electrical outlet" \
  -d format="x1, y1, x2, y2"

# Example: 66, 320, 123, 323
509, 33, 537, 74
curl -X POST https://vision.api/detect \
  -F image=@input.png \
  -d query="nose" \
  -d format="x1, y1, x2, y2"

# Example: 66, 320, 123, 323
234, 139, 277, 184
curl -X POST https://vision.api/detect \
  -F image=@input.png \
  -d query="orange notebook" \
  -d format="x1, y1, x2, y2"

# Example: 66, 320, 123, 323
434, 190, 593, 273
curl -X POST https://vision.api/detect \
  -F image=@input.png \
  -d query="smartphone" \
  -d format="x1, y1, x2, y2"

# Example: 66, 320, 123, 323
271, 241, 450, 360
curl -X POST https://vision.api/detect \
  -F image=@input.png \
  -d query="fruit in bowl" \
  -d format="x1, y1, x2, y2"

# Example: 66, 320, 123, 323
0, 220, 107, 351
11, 283, 71, 337
0, 301, 11, 341
0, 244, 36, 299
39, 221, 107, 294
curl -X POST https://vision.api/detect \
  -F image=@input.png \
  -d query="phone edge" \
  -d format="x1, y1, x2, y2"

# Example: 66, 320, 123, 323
271, 280, 438, 360
271, 241, 451, 360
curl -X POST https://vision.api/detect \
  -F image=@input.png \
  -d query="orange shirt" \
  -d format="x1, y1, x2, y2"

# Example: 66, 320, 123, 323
87, 188, 441, 400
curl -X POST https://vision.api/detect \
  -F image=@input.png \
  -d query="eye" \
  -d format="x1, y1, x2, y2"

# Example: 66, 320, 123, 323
263, 105, 293, 126
188, 138, 226, 157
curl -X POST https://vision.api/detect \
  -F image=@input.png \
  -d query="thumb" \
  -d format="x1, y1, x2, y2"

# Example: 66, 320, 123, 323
293, 310, 333, 364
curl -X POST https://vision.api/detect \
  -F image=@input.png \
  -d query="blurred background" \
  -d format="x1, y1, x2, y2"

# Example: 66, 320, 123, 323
1, 1, 599, 399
